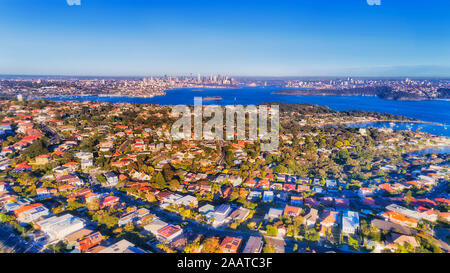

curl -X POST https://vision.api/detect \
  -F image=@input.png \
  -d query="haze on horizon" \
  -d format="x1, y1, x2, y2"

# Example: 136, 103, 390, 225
0, 0, 449, 77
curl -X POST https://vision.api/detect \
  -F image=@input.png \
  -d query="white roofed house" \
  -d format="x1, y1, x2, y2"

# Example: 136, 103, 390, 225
99, 239, 147, 253
104, 172, 119, 187
53, 166, 70, 176
326, 179, 337, 189
198, 204, 215, 214
98, 140, 114, 152
247, 191, 262, 201
74, 152, 93, 161
55, 174, 84, 187
228, 175, 243, 187
173, 195, 198, 208
417, 175, 436, 187
262, 191, 274, 202
143, 217, 168, 235
162, 193, 183, 206
264, 208, 283, 220
214, 174, 228, 184
304, 208, 319, 228
0, 159, 11, 171
36, 214, 85, 242
118, 208, 150, 227
81, 159, 94, 169
208, 204, 232, 227
228, 207, 251, 222
342, 211, 360, 235
242, 236, 264, 253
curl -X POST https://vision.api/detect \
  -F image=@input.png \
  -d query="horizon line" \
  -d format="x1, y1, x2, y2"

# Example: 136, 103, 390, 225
1, 73, 450, 80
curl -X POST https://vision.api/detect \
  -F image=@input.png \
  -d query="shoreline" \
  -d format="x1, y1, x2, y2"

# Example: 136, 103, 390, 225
406, 144, 450, 154
274, 90, 450, 102
318, 119, 444, 127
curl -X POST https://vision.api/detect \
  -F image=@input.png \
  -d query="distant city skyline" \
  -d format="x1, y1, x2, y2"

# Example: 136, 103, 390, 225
0, 0, 449, 77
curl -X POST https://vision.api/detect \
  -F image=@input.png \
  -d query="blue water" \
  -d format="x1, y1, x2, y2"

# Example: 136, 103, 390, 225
43, 86, 450, 136
411, 146, 450, 155
344, 122, 448, 137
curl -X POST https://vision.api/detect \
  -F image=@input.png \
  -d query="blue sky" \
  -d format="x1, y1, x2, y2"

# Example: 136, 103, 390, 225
0, 0, 449, 77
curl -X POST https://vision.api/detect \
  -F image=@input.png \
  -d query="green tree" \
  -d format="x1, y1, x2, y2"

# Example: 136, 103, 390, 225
266, 225, 278, 237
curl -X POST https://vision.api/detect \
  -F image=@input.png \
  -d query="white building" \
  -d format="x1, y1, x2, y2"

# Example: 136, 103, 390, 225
209, 204, 232, 227
264, 208, 283, 220
36, 214, 85, 241
104, 172, 119, 187
74, 152, 93, 161
326, 179, 337, 189
228, 175, 243, 186
342, 211, 360, 235
262, 191, 274, 202
173, 195, 198, 208
143, 218, 168, 235
81, 160, 93, 169
99, 239, 147, 253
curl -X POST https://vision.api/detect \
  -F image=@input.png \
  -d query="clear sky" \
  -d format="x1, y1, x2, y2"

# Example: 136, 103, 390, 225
0, 0, 449, 77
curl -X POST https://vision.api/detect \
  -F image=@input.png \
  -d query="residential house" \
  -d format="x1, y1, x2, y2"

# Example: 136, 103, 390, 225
242, 236, 263, 253
14, 203, 50, 223
264, 208, 283, 220
228, 207, 250, 222
35, 154, 50, 165
371, 219, 413, 236
262, 191, 274, 202
290, 195, 303, 206
304, 208, 319, 228
65, 229, 103, 252
342, 211, 360, 235
384, 233, 419, 252
118, 208, 150, 227
99, 239, 146, 253
198, 204, 215, 214
220, 236, 242, 253
99, 196, 120, 209
173, 195, 198, 208
144, 218, 168, 235
209, 204, 232, 227
381, 211, 418, 228
157, 225, 183, 243
283, 205, 301, 217
247, 191, 261, 201
228, 175, 243, 187
104, 172, 119, 187
386, 204, 437, 223
320, 210, 339, 228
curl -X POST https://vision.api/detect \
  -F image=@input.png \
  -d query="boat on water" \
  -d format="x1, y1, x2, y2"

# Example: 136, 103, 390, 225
203, 96, 223, 101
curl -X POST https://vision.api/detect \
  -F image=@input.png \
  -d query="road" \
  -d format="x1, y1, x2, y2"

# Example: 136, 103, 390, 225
0, 225, 42, 253
216, 140, 225, 166
39, 122, 61, 145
